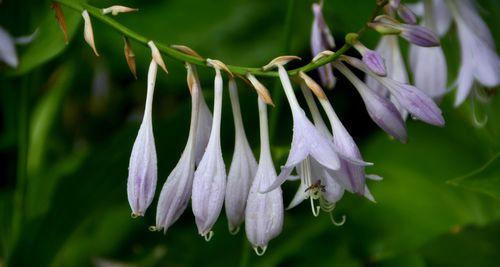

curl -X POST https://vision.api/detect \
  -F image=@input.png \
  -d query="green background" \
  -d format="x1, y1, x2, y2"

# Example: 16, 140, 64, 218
1, 0, 499, 266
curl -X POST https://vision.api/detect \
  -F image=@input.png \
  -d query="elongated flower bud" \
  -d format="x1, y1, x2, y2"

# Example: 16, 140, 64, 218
348, 36, 387, 77
311, 2, 336, 89
154, 64, 204, 233
370, 15, 439, 47
127, 60, 158, 217
397, 4, 417, 24
191, 66, 226, 240
82, 10, 99, 56
245, 97, 283, 256
334, 61, 407, 143
225, 79, 258, 234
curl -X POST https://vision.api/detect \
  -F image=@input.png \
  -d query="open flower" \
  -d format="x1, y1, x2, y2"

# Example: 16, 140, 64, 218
225, 78, 258, 234
154, 63, 205, 233
409, 0, 447, 101
245, 97, 283, 256
262, 56, 341, 192
344, 56, 445, 127
127, 60, 158, 217
311, 1, 336, 89
191, 60, 227, 240
446, 0, 500, 106
334, 61, 407, 142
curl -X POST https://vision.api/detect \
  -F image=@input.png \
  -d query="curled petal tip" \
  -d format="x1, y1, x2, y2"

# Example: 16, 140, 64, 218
148, 41, 168, 73
246, 73, 274, 106
299, 71, 327, 99
312, 50, 335, 62
171, 44, 203, 59
82, 10, 99, 56
206, 58, 233, 77
262, 55, 301, 71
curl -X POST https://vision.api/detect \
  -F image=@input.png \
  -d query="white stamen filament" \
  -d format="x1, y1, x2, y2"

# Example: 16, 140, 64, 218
203, 231, 214, 242
253, 246, 268, 256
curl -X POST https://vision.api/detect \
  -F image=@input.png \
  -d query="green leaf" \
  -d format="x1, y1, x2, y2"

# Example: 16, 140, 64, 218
14, 5, 81, 75
447, 153, 500, 200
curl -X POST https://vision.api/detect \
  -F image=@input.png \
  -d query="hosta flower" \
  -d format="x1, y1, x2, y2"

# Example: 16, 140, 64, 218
154, 63, 206, 233
334, 61, 407, 142
344, 56, 445, 127
365, 35, 408, 97
245, 97, 283, 256
445, 0, 500, 106
191, 60, 228, 240
127, 60, 158, 217
409, 0, 447, 101
262, 56, 341, 192
225, 78, 258, 234
311, 1, 336, 89
369, 15, 439, 47
348, 35, 387, 76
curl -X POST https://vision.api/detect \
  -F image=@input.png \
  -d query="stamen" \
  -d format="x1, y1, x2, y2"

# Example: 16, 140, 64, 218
329, 212, 346, 226
203, 231, 214, 242
130, 212, 139, 218
470, 95, 488, 128
229, 226, 240, 235
148, 226, 159, 232
253, 246, 268, 256
310, 197, 321, 217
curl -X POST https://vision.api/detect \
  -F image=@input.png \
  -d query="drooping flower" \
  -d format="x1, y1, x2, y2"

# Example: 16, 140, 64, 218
409, 0, 448, 101
365, 35, 408, 97
225, 78, 258, 234
262, 56, 341, 192
191, 59, 228, 240
333, 61, 408, 142
369, 15, 440, 47
347, 34, 387, 76
344, 56, 445, 127
445, 0, 500, 106
127, 60, 158, 217
245, 96, 283, 256
154, 63, 204, 233
82, 10, 99, 56
311, 1, 336, 89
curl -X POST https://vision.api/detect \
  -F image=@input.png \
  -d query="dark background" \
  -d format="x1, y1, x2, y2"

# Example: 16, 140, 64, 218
1, 0, 499, 266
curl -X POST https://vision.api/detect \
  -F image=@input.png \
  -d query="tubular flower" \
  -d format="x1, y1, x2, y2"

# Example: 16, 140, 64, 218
191, 60, 227, 240
154, 63, 205, 233
245, 97, 283, 256
344, 56, 445, 127
262, 56, 341, 192
445, 0, 500, 106
369, 15, 440, 47
334, 61, 407, 143
311, 1, 336, 89
409, 0, 448, 101
127, 60, 158, 217
225, 79, 258, 234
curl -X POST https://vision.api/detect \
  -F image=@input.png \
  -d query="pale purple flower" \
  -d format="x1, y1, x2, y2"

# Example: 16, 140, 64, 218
353, 41, 387, 76
397, 3, 417, 25
408, 0, 452, 37
409, 0, 448, 101
154, 64, 206, 233
225, 79, 258, 234
0, 26, 18, 68
127, 60, 158, 217
191, 62, 227, 240
262, 57, 341, 192
370, 15, 440, 47
311, 2, 336, 89
366, 36, 408, 97
446, 0, 500, 106
334, 61, 408, 142
245, 97, 283, 256
345, 56, 445, 126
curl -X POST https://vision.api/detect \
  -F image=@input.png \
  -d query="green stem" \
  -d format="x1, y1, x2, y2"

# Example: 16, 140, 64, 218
55, 0, 383, 78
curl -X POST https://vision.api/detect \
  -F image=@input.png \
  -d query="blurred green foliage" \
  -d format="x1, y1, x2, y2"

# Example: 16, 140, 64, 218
0, 0, 499, 266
